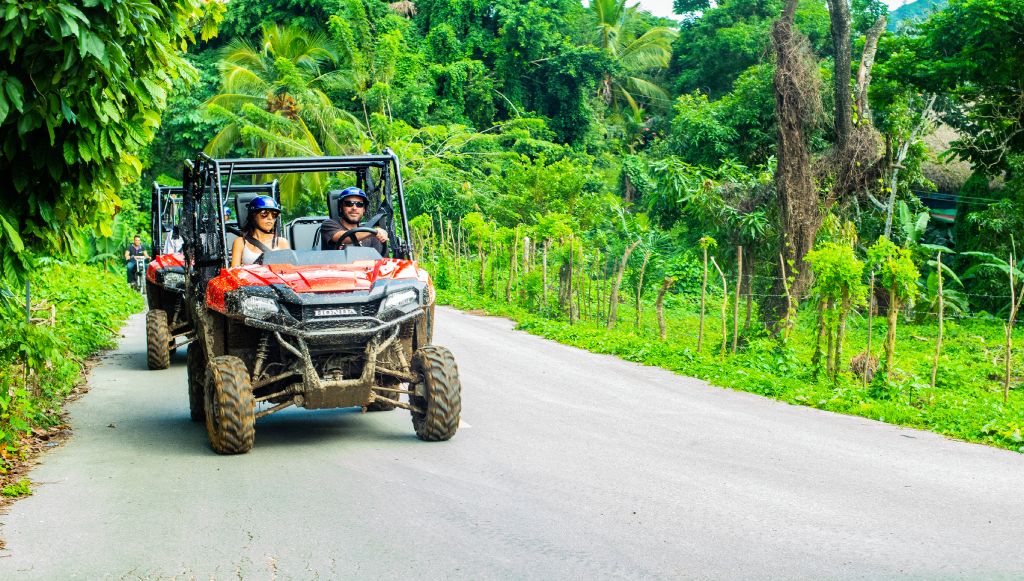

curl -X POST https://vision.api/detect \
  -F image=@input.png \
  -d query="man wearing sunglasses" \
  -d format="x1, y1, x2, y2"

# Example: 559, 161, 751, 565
321, 187, 389, 253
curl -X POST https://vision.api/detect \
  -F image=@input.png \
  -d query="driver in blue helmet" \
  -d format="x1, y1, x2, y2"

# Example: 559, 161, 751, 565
231, 195, 290, 267
320, 186, 388, 253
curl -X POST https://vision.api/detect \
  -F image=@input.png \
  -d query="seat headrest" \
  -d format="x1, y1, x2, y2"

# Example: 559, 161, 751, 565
234, 192, 264, 229
327, 190, 344, 221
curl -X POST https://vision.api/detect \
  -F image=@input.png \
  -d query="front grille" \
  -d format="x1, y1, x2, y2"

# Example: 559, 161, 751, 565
284, 299, 381, 321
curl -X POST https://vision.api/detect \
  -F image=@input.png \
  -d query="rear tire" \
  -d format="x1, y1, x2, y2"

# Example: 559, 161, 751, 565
146, 310, 171, 370
204, 355, 255, 454
186, 342, 206, 422
410, 345, 461, 441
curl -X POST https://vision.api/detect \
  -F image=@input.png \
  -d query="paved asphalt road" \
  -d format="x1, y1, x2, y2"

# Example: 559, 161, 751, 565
1, 307, 1023, 579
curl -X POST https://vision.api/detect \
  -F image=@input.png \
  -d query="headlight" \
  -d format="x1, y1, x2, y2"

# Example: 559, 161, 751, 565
380, 288, 418, 312
240, 296, 279, 319
162, 272, 185, 288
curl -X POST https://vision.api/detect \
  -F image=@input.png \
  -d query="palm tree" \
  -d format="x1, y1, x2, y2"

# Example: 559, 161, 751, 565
589, 0, 677, 117
204, 25, 365, 205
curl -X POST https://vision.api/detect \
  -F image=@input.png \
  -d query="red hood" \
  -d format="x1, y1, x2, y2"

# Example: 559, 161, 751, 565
206, 258, 429, 312
146, 253, 185, 283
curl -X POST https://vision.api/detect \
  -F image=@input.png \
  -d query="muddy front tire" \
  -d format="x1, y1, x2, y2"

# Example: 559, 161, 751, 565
186, 342, 206, 422
410, 345, 461, 441
146, 310, 171, 370
204, 355, 255, 454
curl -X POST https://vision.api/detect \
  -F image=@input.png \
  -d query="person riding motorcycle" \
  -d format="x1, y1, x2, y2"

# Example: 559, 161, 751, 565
125, 235, 150, 285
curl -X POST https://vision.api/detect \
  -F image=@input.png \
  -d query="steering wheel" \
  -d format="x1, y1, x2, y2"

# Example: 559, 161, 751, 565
337, 226, 381, 248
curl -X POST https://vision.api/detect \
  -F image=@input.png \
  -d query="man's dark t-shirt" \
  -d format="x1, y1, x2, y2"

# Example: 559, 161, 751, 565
127, 244, 146, 258
320, 219, 385, 254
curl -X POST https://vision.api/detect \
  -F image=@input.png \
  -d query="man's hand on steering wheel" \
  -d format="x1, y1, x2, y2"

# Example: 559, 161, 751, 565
337, 226, 387, 247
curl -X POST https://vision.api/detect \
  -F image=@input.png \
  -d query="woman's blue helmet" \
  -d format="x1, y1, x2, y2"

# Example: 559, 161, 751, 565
247, 195, 282, 214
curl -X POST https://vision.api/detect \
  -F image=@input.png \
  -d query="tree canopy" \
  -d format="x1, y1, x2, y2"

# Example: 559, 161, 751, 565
0, 0, 220, 278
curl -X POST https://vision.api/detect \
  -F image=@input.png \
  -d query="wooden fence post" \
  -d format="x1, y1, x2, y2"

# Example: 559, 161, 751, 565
711, 257, 728, 358
931, 252, 944, 389
732, 245, 742, 354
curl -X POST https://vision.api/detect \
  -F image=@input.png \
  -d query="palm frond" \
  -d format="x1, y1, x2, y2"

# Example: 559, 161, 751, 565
622, 76, 671, 103
204, 123, 241, 157
619, 27, 677, 71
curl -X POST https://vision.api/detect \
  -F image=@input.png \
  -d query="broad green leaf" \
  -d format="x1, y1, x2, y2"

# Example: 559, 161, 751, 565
80, 31, 105, 61
4, 76, 23, 111
0, 215, 25, 253
921, 243, 954, 254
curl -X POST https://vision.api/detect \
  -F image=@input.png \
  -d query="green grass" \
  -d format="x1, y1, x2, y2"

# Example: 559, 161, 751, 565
1, 478, 31, 498
436, 284, 1024, 453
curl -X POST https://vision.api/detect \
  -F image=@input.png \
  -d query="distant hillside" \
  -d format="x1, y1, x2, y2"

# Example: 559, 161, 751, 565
888, 0, 948, 31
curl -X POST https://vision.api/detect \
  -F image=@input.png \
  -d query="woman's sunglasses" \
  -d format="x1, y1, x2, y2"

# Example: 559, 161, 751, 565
342, 200, 366, 208
255, 210, 278, 218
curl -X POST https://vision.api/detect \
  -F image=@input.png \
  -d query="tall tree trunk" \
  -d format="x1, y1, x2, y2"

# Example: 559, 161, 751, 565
607, 239, 641, 329
855, 16, 887, 124
769, 0, 822, 322
656, 277, 674, 341
826, 0, 853, 157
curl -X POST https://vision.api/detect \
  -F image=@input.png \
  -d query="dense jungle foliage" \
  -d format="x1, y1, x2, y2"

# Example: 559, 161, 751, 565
1, 0, 1024, 462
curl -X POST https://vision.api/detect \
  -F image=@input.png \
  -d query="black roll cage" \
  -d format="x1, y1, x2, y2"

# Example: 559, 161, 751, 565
182, 150, 414, 294
151, 183, 184, 254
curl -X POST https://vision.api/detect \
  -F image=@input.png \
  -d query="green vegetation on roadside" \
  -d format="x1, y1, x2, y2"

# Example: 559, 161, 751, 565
0, 265, 143, 470
433, 266, 1024, 454
1, 478, 31, 497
